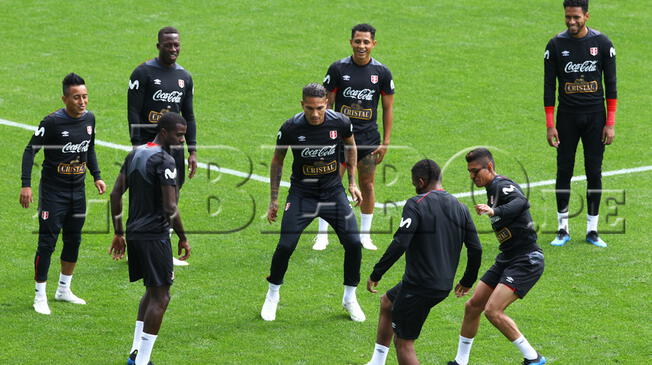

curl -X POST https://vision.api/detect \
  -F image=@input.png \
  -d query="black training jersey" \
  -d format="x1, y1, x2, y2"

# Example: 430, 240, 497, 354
544, 28, 617, 113
120, 143, 178, 240
21, 109, 101, 190
276, 110, 353, 198
485, 176, 539, 258
323, 57, 394, 133
370, 190, 483, 294
128, 58, 196, 150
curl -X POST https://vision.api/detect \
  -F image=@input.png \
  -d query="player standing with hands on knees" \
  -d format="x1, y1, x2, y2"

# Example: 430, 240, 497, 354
109, 112, 191, 365
20, 73, 106, 315
544, 0, 617, 247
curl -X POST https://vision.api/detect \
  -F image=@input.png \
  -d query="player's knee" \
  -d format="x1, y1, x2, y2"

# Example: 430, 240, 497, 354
60, 241, 81, 263
276, 239, 299, 253
465, 298, 484, 315
36, 242, 55, 256
483, 306, 502, 323
393, 337, 412, 352
380, 294, 392, 312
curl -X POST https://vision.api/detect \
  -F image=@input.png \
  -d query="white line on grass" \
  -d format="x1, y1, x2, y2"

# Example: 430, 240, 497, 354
4, 118, 651, 208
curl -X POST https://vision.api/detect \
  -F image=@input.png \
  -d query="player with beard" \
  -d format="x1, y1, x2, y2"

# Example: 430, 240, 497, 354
20, 73, 106, 315
314, 23, 395, 251
544, 0, 617, 247
261, 83, 366, 322
109, 112, 191, 365
128, 26, 197, 266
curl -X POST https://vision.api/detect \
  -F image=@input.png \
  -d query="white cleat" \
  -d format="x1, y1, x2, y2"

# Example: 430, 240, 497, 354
54, 288, 86, 305
343, 300, 366, 322
312, 235, 329, 251
33, 297, 51, 315
360, 237, 378, 251
173, 257, 189, 266
261, 296, 279, 321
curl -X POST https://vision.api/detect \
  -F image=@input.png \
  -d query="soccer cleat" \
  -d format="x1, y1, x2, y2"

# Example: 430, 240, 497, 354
360, 237, 378, 251
312, 235, 329, 251
550, 229, 571, 246
342, 299, 366, 322
127, 350, 154, 365
33, 296, 51, 315
261, 296, 279, 321
586, 231, 607, 248
55, 288, 86, 304
173, 257, 189, 266
523, 352, 547, 365
447, 362, 461, 365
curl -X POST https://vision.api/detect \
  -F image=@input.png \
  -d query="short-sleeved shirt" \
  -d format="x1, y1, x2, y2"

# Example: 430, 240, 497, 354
120, 143, 178, 240
276, 110, 353, 198
323, 57, 394, 133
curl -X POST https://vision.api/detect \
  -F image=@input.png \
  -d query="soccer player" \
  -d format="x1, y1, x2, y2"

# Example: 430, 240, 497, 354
448, 148, 546, 365
128, 26, 197, 265
365, 159, 482, 365
109, 112, 191, 365
20, 73, 106, 315
544, 0, 617, 247
314, 23, 395, 251
261, 83, 365, 322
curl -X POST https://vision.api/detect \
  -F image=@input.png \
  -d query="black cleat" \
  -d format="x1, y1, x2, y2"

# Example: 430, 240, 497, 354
523, 352, 547, 365
127, 349, 154, 365
447, 361, 461, 365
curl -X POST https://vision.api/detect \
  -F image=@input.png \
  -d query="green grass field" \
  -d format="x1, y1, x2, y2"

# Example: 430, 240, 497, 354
1, 0, 650, 363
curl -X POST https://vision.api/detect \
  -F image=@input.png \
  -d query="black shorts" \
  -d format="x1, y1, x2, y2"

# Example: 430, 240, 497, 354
354, 129, 381, 161
386, 282, 448, 340
480, 250, 545, 298
127, 238, 174, 287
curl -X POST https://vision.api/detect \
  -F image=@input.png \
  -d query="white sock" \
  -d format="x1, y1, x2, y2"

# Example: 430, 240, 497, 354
587, 214, 599, 233
130, 320, 144, 353
343, 285, 357, 303
360, 213, 373, 240
454, 335, 474, 365
58, 273, 72, 290
369, 343, 390, 365
512, 335, 537, 360
136, 332, 157, 365
557, 212, 569, 232
35, 282, 47, 299
318, 218, 329, 235
267, 283, 280, 302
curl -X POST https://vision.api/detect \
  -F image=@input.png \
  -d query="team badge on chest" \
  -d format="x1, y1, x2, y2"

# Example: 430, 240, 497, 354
41, 211, 49, 220
87, 126, 93, 135
329, 130, 337, 139
370, 75, 378, 84
589, 47, 598, 56
178, 79, 185, 88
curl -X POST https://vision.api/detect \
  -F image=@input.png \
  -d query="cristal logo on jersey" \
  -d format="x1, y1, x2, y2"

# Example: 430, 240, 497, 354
564, 60, 597, 73
152, 90, 183, 103
62, 140, 90, 154
329, 130, 337, 139
370, 75, 378, 84
589, 47, 598, 56
41, 211, 49, 220
178, 79, 185, 88
342, 87, 375, 101
300, 145, 336, 158
86, 126, 93, 135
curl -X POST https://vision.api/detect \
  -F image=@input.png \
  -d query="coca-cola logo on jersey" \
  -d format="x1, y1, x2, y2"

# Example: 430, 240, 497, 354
62, 140, 90, 153
564, 61, 598, 73
342, 87, 375, 101
300, 145, 336, 158
152, 90, 183, 103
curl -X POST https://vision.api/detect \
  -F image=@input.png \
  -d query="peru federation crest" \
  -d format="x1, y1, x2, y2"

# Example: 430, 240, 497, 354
329, 130, 337, 139
370, 75, 378, 84
41, 211, 49, 220
87, 126, 93, 135
178, 79, 185, 88
589, 47, 598, 56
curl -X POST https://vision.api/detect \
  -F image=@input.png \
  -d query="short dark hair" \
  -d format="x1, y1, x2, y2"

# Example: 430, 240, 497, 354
158, 26, 179, 42
563, 0, 588, 12
302, 83, 327, 99
465, 148, 495, 168
62, 73, 85, 96
351, 23, 376, 39
411, 159, 441, 185
157, 112, 186, 133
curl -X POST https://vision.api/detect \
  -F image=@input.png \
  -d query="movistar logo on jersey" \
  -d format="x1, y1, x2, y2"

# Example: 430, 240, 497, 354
399, 217, 412, 229
564, 60, 598, 73
502, 185, 516, 195
165, 168, 177, 180
300, 145, 336, 158
152, 90, 183, 103
35, 127, 45, 137
129, 79, 139, 90
342, 87, 375, 101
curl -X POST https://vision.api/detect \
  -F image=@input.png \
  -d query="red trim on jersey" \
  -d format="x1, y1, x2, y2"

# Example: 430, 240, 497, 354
544, 106, 555, 128
416, 189, 446, 203
146, 142, 159, 147
381, 90, 387, 96
332, 88, 339, 94
606, 99, 617, 126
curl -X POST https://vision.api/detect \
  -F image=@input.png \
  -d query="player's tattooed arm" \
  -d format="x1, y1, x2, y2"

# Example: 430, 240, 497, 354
267, 147, 287, 223
343, 135, 362, 206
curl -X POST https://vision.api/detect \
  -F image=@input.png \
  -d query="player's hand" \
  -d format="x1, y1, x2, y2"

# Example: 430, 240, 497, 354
95, 179, 107, 195
349, 184, 363, 207
546, 127, 559, 148
602, 125, 615, 145
372, 144, 389, 164
109, 234, 126, 260
454, 283, 471, 297
367, 279, 379, 293
267, 200, 279, 223
178, 239, 191, 260
187, 151, 198, 179
474, 204, 494, 216
19, 187, 33, 208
